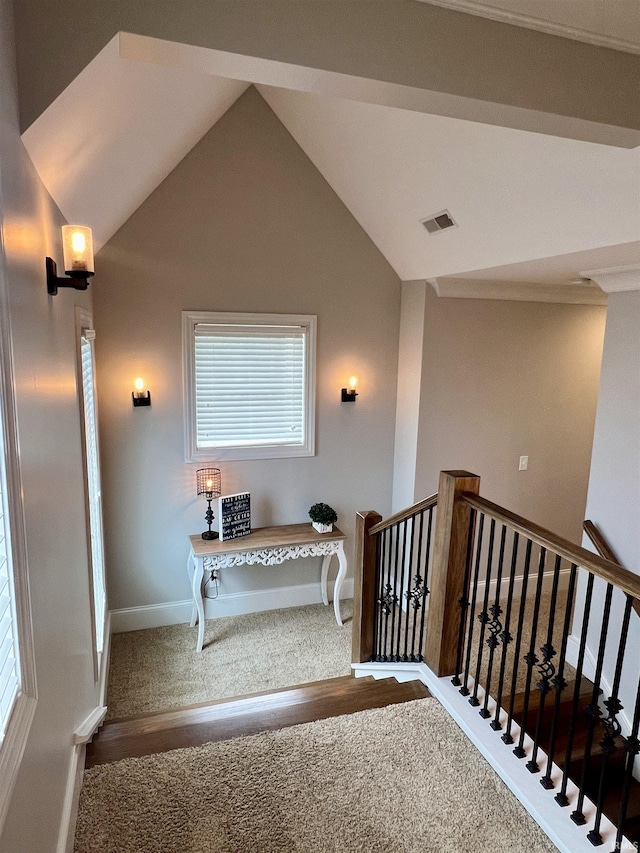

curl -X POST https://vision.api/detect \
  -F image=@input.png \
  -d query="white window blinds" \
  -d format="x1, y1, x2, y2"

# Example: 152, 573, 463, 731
80, 332, 106, 656
183, 312, 316, 462
194, 324, 306, 449
0, 401, 20, 743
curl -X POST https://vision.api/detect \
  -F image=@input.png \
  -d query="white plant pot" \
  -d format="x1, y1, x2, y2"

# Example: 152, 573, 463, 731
312, 521, 333, 533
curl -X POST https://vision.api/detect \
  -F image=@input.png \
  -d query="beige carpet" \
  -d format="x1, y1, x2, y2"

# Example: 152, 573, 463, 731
106, 601, 353, 719
75, 698, 558, 853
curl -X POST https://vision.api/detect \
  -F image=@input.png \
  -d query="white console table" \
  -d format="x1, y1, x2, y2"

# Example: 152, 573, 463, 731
187, 523, 348, 653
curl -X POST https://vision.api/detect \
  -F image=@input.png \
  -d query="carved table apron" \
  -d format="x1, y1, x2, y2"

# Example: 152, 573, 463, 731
187, 523, 348, 652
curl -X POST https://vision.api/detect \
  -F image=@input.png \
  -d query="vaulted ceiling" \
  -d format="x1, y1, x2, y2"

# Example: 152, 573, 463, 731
20, 1, 640, 303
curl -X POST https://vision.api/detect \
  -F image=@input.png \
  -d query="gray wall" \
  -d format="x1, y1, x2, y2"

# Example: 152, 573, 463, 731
411, 283, 606, 541
14, 0, 640, 142
0, 2, 100, 850
94, 86, 401, 613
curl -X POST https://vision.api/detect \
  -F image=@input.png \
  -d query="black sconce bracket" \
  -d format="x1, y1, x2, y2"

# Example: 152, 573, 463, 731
46, 257, 94, 296
132, 392, 151, 408
341, 388, 358, 402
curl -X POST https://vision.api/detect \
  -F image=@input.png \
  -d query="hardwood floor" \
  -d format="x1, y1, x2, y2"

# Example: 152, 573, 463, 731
86, 675, 430, 769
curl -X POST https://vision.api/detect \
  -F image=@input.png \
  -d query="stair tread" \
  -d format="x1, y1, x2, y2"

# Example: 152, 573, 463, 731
86, 675, 430, 768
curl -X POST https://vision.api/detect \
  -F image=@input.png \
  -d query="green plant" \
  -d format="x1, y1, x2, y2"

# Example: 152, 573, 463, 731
308, 502, 338, 525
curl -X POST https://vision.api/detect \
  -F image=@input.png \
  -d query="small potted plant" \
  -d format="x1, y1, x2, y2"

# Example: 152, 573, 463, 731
309, 502, 338, 533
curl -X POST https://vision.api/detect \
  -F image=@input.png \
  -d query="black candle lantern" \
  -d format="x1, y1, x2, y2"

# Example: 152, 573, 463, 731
196, 468, 222, 540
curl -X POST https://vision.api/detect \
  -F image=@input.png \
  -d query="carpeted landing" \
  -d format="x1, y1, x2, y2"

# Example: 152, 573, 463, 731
75, 697, 558, 853
106, 601, 354, 720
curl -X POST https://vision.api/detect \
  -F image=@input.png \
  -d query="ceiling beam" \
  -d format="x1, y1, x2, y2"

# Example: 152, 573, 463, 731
14, 0, 640, 146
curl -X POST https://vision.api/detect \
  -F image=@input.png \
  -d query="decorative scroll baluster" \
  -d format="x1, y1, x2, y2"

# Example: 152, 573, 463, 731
540, 563, 578, 790
502, 538, 533, 745
587, 593, 633, 845
527, 553, 562, 774
555, 572, 595, 808
410, 510, 426, 661
491, 531, 519, 731
613, 676, 640, 853
514, 545, 546, 760
402, 517, 417, 660
571, 582, 614, 826
480, 524, 507, 720
471, 518, 496, 709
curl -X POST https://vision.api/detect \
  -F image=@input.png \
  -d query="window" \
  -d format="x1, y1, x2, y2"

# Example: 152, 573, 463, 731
183, 312, 316, 462
76, 310, 107, 670
0, 281, 36, 829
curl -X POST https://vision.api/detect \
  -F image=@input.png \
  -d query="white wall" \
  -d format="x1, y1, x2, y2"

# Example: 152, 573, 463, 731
0, 2, 102, 851
576, 287, 640, 736
94, 87, 401, 622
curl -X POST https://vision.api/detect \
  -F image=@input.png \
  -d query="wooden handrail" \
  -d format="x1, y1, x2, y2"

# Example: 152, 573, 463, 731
583, 520, 640, 617
368, 492, 438, 536
462, 493, 640, 601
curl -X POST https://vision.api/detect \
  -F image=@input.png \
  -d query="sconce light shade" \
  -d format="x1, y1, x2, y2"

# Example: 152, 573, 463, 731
341, 375, 358, 402
132, 378, 151, 407
197, 468, 222, 540
46, 225, 95, 296
62, 225, 94, 276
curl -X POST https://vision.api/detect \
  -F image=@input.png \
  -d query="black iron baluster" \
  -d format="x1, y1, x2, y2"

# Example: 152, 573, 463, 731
374, 527, 386, 660
502, 537, 534, 745
612, 674, 640, 853
471, 518, 497, 709
379, 528, 395, 661
587, 593, 633, 845
571, 582, 614, 825
541, 563, 578, 790
514, 545, 547, 761
393, 520, 408, 660
402, 516, 417, 661
492, 531, 519, 732
387, 524, 401, 661
452, 506, 476, 688
405, 514, 429, 661
460, 512, 485, 697
527, 553, 562, 773
481, 524, 507, 720
418, 507, 434, 659
409, 510, 425, 660
556, 571, 595, 807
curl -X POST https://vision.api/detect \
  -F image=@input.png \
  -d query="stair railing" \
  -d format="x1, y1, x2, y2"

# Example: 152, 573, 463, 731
354, 470, 640, 851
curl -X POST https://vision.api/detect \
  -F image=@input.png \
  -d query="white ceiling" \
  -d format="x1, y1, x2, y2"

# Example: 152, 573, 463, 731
22, 24, 640, 301
419, 0, 640, 53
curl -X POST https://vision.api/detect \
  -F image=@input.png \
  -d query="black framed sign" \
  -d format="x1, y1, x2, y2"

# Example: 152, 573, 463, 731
218, 492, 251, 541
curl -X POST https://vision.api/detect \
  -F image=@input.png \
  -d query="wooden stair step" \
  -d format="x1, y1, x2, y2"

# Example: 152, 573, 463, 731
86, 675, 430, 768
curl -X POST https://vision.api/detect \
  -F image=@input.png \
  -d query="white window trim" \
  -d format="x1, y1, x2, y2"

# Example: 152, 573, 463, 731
75, 308, 108, 686
0, 268, 37, 831
183, 311, 316, 462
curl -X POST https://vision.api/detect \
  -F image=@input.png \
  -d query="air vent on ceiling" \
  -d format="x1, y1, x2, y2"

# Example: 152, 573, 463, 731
421, 210, 457, 235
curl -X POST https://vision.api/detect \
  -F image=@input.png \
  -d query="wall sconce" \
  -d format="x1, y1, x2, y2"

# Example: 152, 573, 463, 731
46, 225, 95, 296
132, 378, 151, 407
341, 375, 358, 402
197, 468, 222, 540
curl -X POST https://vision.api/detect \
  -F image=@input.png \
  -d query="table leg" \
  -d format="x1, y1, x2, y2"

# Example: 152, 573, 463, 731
320, 555, 331, 606
190, 554, 206, 653
187, 551, 198, 628
333, 542, 347, 627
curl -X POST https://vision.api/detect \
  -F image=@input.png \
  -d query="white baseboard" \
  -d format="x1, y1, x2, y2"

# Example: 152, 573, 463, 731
110, 579, 354, 633
56, 743, 86, 853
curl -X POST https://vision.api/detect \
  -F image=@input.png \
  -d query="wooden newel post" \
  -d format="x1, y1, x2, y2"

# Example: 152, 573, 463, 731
424, 471, 480, 677
352, 510, 382, 664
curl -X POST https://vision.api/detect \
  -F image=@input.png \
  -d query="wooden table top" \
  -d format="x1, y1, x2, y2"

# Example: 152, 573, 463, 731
189, 523, 346, 557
